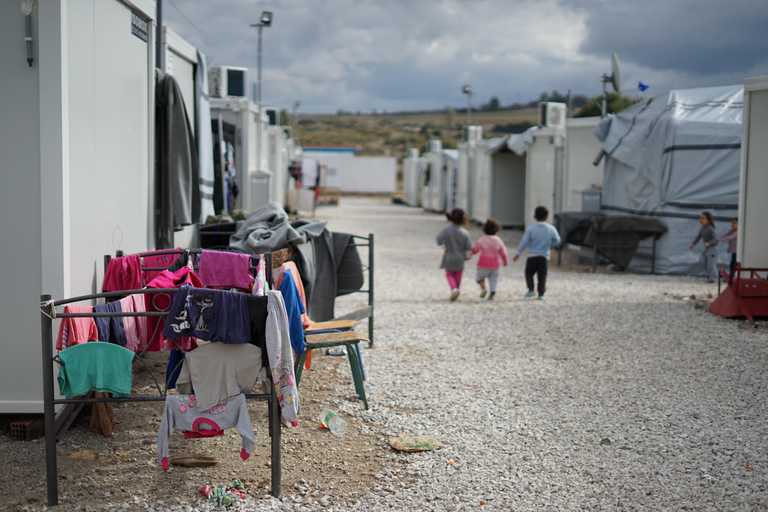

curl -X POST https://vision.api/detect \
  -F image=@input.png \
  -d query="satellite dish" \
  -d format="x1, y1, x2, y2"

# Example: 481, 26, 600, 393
610, 52, 621, 93
600, 52, 622, 116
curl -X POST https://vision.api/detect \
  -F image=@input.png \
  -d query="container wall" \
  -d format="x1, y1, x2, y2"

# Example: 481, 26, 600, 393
0, 2, 44, 413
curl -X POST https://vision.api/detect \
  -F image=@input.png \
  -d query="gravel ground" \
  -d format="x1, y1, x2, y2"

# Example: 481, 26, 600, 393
3, 197, 767, 511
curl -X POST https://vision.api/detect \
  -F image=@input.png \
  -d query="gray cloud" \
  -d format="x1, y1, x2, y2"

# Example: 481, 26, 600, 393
164, 0, 767, 112
568, 0, 768, 74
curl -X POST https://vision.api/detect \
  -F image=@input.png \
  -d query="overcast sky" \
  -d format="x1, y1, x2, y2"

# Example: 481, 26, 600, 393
165, 0, 768, 113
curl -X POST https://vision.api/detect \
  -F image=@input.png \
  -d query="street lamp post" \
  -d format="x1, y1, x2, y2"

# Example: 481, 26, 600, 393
461, 84, 473, 140
250, 11, 273, 196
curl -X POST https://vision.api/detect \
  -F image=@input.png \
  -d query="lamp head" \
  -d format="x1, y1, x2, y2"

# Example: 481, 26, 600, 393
461, 84, 472, 96
20, 0, 34, 16
260, 10, 273, 26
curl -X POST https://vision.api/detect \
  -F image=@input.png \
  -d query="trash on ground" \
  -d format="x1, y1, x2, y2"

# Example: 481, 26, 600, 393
198, 479, 247, 508
319, 409, 347, 435
389, 434, 443, 453
171, 454, 218, 467
66, 449, 98, 461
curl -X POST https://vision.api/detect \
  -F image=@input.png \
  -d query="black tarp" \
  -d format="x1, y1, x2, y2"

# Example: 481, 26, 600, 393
555, 212, 667, 269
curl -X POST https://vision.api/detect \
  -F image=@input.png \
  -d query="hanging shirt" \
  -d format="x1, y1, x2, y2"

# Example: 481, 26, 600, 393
102, 255, 142, 292
57, 342, 134, 398
156, 393, 255, 471
175, 343, 263, 411
55, 305, 99, 351
278, 272, 306, 355
164, 286, 251, 343
266, 291, 300, 425
146, 267, 202, 352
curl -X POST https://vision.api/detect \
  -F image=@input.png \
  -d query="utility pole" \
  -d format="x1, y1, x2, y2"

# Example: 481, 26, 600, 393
250, 11, 273, 194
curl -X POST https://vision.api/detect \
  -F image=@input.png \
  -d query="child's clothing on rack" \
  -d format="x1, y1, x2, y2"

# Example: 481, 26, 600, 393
156, 393, 255, 471
57, 342, 134, 398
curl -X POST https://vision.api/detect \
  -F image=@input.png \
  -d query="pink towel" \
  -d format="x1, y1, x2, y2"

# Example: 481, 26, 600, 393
198, 250, 254, 291
120, 295, 148, 353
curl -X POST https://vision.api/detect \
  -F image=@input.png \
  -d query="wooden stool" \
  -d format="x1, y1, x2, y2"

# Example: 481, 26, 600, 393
296, 331, 369, 410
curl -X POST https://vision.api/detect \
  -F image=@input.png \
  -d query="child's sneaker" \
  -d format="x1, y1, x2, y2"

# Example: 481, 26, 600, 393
536, 295, 545, 301
480, 289, 487, 299
524, 291, 535, 299
488, 292, 496, 301
450, 289, 460, 301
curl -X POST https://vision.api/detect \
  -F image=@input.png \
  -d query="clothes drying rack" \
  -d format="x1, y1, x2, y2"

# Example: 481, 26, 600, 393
39, 258, 282, 507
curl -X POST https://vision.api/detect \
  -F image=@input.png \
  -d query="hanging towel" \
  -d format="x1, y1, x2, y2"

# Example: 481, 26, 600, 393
275, 261, 311, 327
199, 250, 254, 291
94, 302, 127, 346
55, 305, 98, 351
120, 295, 147, 353
102, 255, 142, 292
278, 272, 306, 354
57, 342, 134, 398
156, 393, 254, 471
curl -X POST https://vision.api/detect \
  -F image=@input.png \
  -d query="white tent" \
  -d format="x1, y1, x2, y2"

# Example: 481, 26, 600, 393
595, 85, 743, 274
471, 127, 563, 227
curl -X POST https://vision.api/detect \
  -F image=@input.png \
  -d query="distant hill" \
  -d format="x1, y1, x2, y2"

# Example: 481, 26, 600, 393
295, 107, 539, 157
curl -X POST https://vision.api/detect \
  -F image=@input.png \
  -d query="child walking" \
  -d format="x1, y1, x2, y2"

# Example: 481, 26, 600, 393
471, 219, 509, 300
689, 211, 718, 283
512, 206, 561, 300
437, 208, 472, 301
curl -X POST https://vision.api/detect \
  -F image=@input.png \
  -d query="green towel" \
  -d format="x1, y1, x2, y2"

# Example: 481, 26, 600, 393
57, 342, 134, 398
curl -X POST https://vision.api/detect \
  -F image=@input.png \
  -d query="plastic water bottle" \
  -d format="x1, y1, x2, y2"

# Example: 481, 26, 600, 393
319, 409, 346, 435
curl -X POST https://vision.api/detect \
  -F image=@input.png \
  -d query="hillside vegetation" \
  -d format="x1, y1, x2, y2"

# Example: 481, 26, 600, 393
294, 107, 539, 157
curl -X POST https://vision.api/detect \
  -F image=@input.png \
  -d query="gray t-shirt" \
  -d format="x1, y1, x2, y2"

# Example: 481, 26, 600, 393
437, 224, 472, 271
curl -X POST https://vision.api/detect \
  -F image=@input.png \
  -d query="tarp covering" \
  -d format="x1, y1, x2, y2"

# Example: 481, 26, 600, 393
555, 212, 667, 269
595, 85, 743, 274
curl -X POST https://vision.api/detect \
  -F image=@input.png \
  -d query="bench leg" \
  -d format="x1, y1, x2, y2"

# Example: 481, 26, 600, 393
295, 351, 307, 387
347, 343, 369, 410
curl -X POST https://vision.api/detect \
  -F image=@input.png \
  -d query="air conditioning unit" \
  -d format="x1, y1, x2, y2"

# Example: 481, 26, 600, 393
539, 102, 567, 130
464, 125, 483, 144
428, 139, 442, 153
208, 66, 248, 99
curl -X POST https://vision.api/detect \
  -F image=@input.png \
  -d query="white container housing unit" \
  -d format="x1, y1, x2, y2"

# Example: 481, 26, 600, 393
443, 150, 460, 212
562, 117, 603, 212
739, 77, 768, 268
422, 139, 448, 212
209, 96, 272, 212
0, 0, 157, 413
471, 126, 565, 227
402, 148, 423, 206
